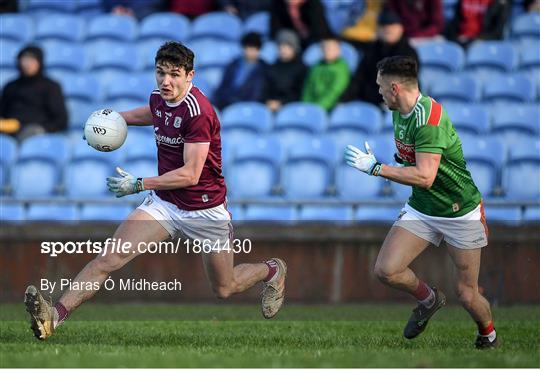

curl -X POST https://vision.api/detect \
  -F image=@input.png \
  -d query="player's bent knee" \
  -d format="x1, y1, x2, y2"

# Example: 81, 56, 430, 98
455, 285, 476, 308
374, 264, 397, 285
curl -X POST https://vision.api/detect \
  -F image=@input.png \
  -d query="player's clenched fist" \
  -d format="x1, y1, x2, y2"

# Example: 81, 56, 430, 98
344, 142, 382, 176
106, 167, 145, 197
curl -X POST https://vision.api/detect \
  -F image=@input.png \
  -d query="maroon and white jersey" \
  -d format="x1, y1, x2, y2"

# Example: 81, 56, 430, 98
149, 83, 226, 211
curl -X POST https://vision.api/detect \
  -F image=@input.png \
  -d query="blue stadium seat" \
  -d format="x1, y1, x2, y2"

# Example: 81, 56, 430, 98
221, 102, 272, 133
381, 110, 394, 132
503, 138, 540, 200
0, 40, 21, 69
41, 41, 89, 73
466, 41, 516, 74
0, 134, 18, 166
65, 159, 113, 199
189, 39, 242, 69
108, 98, 148, 113
35, 14, 85, 42
299, 205, 353, 222
105, 73, 156, 102
86, 14, 137, 42
226, 204, 244, 221
195, 67, 225, 92
336, 164, 384, 199
88, 41, 140, 71
444, 103, 489, 135
124, 131, 156, 161
355, 206, 401, 223
392, 182, 411, 201
523, 206, 540, 222
484, 205, 522, 225
0, 14, 34, 43
260, 41, 278, 64
329, 131, 368, 157
302, 41, 360, 72
491, 104, 540, 144
137, 38, 167, 71
59, 74, 101, 102
227, 137, 282, 199
76, 0, 103, 16
19, 134, 70, 165
243, 205, 297, 222
519, 41, 540, 70
512, 12, 540, 40
461, 136, 504, 196
122, 159, 158, 179
275, 102, 327, 133
193, 75, 214, 100
416, 41, 465, 73
366, 135, 396, 167
0, 68, 18, 89
244, 12, 270, 38
139, 13, 190, 42
80, 203, 134, 221
25, 0, 77, 13
0, 202, 25, 222
66, 99, 101, 129
282, 138, 336, 199
11, 160, 59, 198
329, 102, 382, 135
482, 74, 535, 103
190, 12, 242, 42
430, 73, 479, 103
26, 204, 79, 222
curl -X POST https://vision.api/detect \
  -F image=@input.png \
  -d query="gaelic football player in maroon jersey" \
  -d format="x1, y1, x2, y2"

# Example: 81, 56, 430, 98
25, 42, 286, 340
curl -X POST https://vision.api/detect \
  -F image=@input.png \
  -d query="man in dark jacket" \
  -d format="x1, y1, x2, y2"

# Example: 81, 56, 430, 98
343, 10, 419, 107
263, 29, 307, 112
213, 32, 267, 109
0, 45, 68, 139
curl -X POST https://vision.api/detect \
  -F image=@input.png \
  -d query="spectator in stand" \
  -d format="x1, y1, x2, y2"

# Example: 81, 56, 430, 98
213, 32, 267, 109
320, 0, 365, 35
302, 36, 350, 111
263, 30, 307, 112
170, 0, 216, 19
340, 0, 385, 48
524, 0, 540, 11
270, 0, 332, 48
103, 0, 166, 19
386, 0, 444, 42
342, 10, 419, 108
218, 0, 271, 20
445, 0, 511, 47
0, 46, 67, 139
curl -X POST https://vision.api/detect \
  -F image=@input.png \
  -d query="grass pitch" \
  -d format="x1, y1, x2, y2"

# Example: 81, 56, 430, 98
1, 303, 539, 367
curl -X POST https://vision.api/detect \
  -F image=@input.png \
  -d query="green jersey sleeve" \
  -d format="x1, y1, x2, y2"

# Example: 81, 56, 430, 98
415, 124, 451, 154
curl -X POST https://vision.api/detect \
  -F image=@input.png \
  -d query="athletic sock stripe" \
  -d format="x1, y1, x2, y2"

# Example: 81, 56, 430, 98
427, 98, 442, 126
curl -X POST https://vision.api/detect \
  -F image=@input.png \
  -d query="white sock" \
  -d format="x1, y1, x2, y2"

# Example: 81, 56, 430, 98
53, 307, 61, 329
480, 329, 497, 342
419, 288, 435, 308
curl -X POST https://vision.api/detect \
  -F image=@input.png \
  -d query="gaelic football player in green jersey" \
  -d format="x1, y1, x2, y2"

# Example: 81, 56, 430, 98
345, 56, 498, 349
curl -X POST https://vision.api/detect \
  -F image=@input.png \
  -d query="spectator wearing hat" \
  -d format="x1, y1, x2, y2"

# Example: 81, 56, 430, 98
342, 10, 419, 107
263, 30, 307, 112
214, 32, 267, 109
302, 35, 350, 111
0, 45, 67, 139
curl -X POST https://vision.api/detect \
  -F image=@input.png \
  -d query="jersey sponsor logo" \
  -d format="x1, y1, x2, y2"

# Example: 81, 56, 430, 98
395, 139, 416, 164
173, 116, 182, 128
155, 133, 184, 147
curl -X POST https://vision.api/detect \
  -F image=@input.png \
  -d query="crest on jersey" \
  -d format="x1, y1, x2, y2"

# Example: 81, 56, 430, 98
173, 116, 182, 128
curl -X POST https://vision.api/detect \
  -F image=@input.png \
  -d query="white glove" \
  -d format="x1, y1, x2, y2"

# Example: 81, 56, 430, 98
344, 142, 382, 176
106, 167, 145, 198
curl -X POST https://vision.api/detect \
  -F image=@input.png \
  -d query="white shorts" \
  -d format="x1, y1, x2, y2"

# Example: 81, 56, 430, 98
137, 191, 232, 251
394, 202, 489, 250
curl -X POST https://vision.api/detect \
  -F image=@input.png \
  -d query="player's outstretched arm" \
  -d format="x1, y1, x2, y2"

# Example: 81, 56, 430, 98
379, 152, 441, 189
143, 142, 210, 190
119, 106, 153, 126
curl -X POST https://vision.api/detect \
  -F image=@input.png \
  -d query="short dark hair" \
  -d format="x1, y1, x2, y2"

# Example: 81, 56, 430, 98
376, 55, 418, 83
155, 41, 194, 72
241, 32, 262, 49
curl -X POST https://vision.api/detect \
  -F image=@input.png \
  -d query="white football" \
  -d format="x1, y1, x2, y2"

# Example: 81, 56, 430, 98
84, 109, 127, 152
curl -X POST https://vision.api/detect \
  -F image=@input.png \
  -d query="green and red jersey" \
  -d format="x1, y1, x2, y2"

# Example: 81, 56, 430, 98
392, 94, 481, 217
